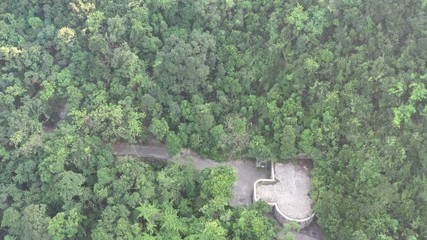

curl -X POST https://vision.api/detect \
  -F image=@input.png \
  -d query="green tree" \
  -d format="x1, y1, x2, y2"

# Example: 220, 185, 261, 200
21, 204, 51, 240
166, 132, 182, 155
149, 118, 170, 141
48, 208, 84, 240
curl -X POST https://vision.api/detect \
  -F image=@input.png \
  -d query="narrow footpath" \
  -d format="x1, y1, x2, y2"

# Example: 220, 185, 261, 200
112, 143, 270, 206
112, 143, 323, 240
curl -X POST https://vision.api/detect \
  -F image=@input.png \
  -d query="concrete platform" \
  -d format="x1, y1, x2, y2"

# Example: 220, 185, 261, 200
228, 160, 270, 206
254, 163, 314, 227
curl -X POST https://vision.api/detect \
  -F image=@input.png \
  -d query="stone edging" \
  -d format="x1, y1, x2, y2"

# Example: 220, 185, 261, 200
253, 162, 315, 228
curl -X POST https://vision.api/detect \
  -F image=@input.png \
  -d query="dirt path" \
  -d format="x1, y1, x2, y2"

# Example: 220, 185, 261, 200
112, 143, 323, 240
113, 144, 221, 169
43, 116, 323, 239
112, 143, 269, 206
113, 143, 171, 161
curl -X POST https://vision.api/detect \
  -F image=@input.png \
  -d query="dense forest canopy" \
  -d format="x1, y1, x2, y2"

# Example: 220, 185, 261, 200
0, 0, 426, 239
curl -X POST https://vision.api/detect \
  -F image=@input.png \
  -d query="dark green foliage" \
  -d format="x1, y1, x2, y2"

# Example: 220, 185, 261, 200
1, 0, 426, 239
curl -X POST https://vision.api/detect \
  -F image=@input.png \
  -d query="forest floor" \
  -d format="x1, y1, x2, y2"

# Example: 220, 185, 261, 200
113, 143, 324, 240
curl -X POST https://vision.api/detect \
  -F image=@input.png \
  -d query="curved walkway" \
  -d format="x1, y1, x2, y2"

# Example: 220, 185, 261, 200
43, 115, 323, 239
112, 143, 270, 206
112, 143, 323, 240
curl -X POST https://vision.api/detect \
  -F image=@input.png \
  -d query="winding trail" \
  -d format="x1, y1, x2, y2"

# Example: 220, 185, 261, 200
42, 125, 322, 239
112, 143, 270, 206
112, 143, 323, 240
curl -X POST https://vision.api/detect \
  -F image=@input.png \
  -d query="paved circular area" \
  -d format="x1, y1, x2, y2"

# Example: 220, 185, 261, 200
256, 163, 312, 219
